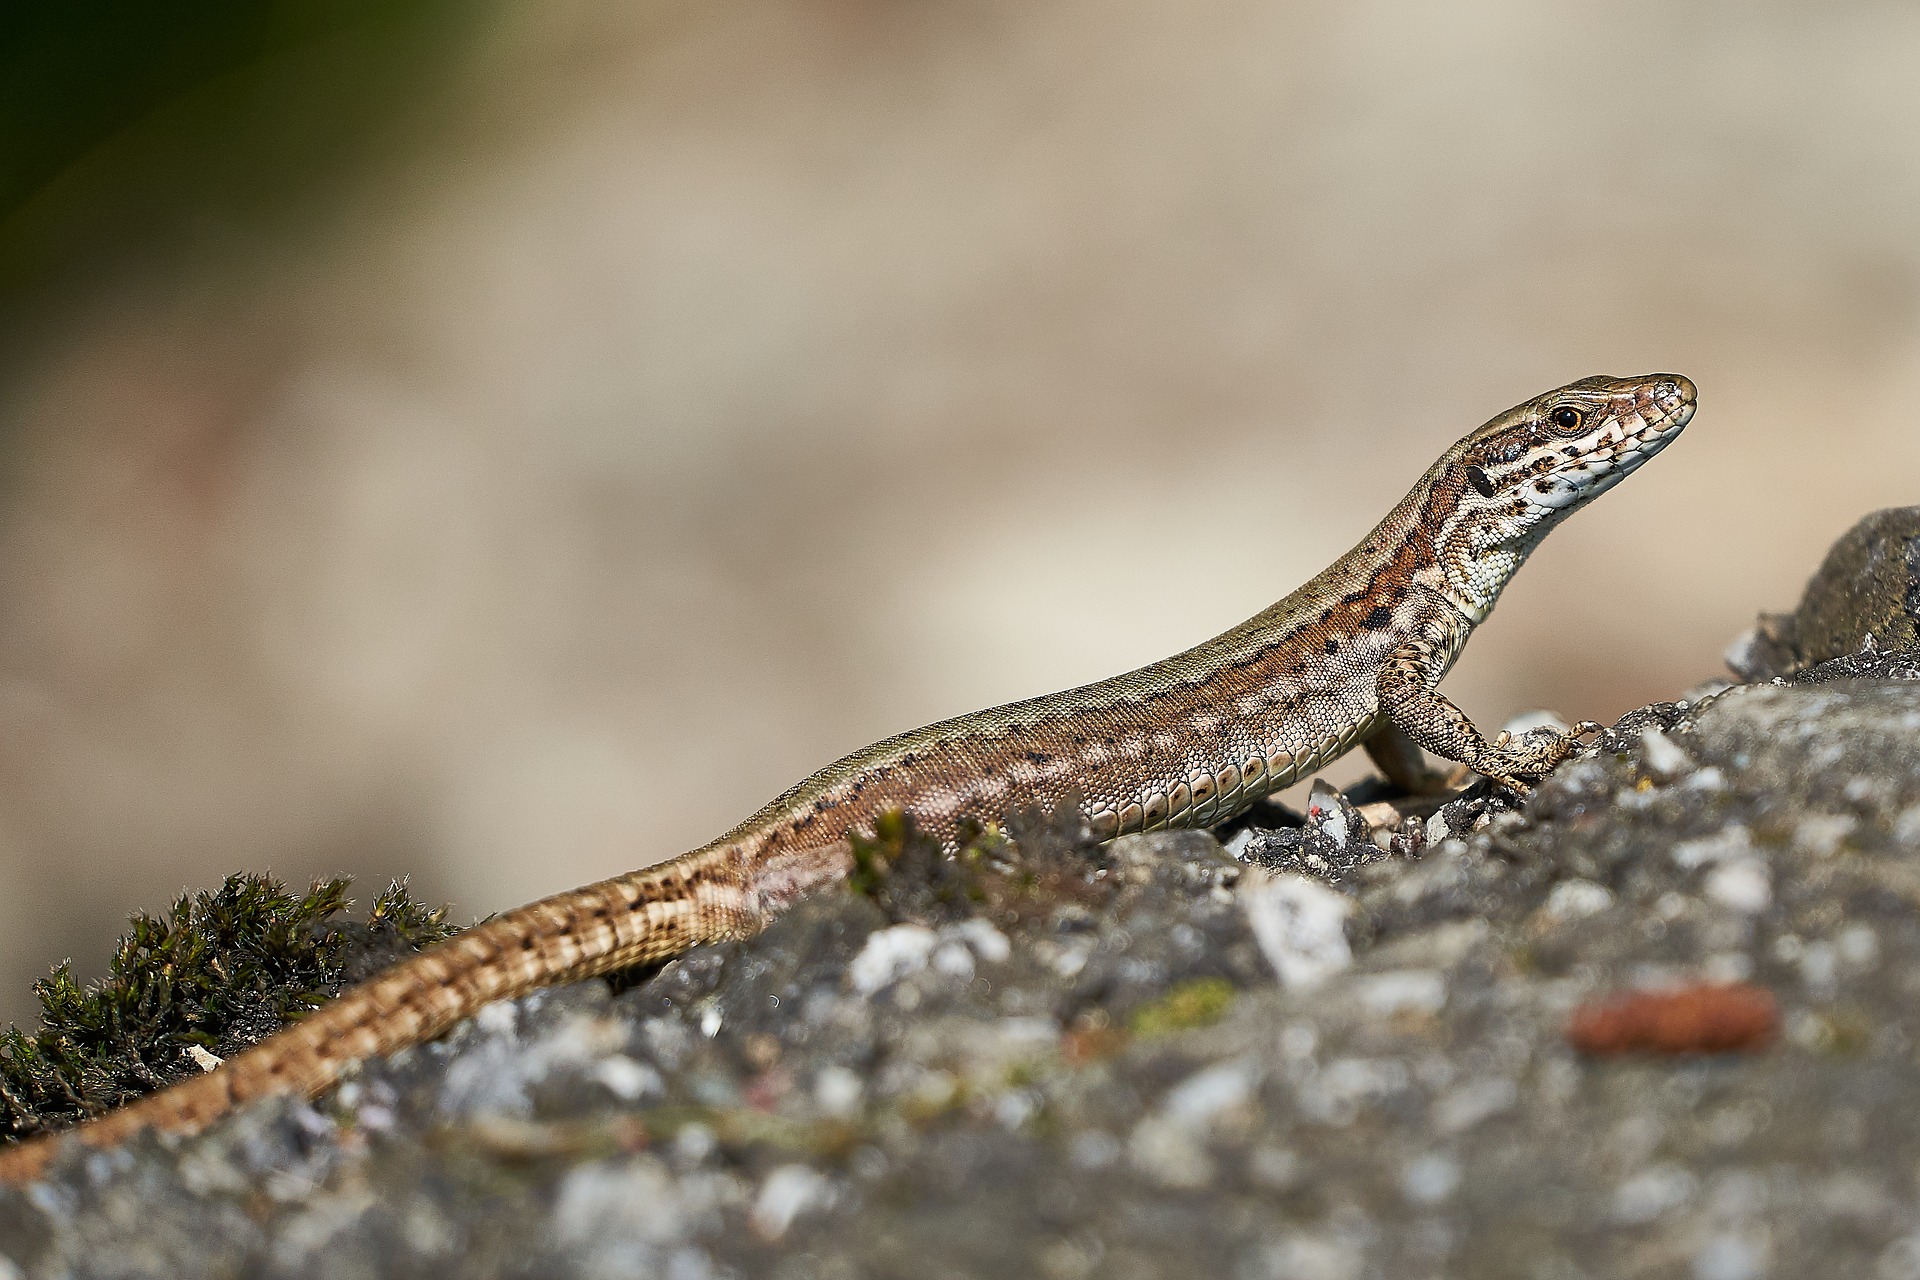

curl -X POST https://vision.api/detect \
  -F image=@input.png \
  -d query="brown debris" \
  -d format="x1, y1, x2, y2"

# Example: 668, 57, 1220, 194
1566, 983, 1778, 1056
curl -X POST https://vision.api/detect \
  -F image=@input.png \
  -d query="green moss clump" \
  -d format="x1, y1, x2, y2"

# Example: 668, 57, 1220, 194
1128, 978, 1237, 1038
0, 873, 457, 1142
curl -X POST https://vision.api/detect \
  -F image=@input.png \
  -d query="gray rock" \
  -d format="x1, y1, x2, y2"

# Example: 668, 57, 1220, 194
7, 558, 1920, 1278
1727, 505, 1920, 679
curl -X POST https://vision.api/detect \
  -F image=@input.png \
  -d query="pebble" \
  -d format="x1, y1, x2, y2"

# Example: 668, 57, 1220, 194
1239, 869, 1353, 988
1542, 878, 1615, 920
849, 924, 940, 994
1640, 727, 1695, 782
750, 1166, 835, 1242
1704, 860, 1772, 914
1399, 1153, 1461, 1205
1352, 969, 1447, 1017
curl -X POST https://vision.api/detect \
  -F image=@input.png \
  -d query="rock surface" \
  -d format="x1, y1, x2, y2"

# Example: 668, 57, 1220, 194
4, 513, 1920, 1279
1727, 505, 1920, 680
1, 674, 1916, 1279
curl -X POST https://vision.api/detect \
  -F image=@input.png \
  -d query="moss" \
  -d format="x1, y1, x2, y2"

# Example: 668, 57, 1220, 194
0, 873, 457, 1142
1128, 978, 1237, 1038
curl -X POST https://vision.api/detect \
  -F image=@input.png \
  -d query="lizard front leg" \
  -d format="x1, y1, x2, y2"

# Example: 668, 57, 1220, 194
1376, 637, 1594, 793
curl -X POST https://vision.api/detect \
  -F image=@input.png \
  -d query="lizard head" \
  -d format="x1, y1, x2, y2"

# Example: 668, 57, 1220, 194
1433, 373, 1695, 617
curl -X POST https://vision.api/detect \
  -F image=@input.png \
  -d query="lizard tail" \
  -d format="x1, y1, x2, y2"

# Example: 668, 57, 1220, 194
0, 840, 762, 1186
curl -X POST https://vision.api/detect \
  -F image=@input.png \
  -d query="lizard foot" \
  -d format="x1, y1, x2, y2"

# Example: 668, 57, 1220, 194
1472, 723, 1594, 794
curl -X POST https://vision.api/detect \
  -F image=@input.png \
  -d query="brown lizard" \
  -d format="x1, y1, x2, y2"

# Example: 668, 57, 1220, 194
0, 372, 1694, 1183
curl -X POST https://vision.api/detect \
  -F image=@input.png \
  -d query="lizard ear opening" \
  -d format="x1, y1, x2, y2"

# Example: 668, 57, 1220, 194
1463, 464, 1495, 498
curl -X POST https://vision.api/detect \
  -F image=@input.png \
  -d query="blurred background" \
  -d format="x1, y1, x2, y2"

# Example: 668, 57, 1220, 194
1, 0, 1917, 1023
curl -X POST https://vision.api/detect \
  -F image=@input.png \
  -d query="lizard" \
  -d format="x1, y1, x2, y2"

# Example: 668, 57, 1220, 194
0, 371, 1694, 1184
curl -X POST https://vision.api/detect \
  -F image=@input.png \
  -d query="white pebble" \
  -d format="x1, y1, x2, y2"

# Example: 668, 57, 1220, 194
751, 1165, 835, 1242
1639, 727, 1694, 782
475, 1002, 517, 1036
1692, 1229, 1768, 1280
591, 1056, 663, 1102
1838, 924, 1880, 967
944, 918, 1012, 964
1239, 869, 1353, 989
1127, 1116, 1215, 1190
930, 943, 976, 980
1704, 859, 1771, 914
1702, 952, 1754, 984
1433, 1076, 1516, 1134
1162, 1060, 1257, 1124
1611, 1163, 1698, 1224
1542, 879, 1614, 920
1068, 1130, 1121, 1171
1260, 1235, 1362, 1280
1793, 813, 1857, 858
1895, 806, 1920, 848
1672, 825, 1754, 869
813, 1066, 864, 1118
1400, 1152, 1462, 1205
848, 924, 939, 994
1352, 969, 1447, 1017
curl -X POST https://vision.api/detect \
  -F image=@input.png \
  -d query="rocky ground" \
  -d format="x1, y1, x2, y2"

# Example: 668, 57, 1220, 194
2, 510, 1918, 1280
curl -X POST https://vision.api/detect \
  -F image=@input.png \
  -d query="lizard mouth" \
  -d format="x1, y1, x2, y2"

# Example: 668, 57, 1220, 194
1529, 376, 1694, 511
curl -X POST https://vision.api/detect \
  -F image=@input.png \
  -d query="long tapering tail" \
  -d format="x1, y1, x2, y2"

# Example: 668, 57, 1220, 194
0, 842, 760, 1186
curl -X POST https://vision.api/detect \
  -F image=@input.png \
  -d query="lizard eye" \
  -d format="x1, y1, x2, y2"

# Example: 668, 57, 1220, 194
1549, 405, 1585, 433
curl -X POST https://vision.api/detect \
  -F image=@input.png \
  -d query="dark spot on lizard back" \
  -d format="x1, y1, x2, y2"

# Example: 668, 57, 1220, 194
1363, 605, 1392, 629
1324, 639, 1338, 654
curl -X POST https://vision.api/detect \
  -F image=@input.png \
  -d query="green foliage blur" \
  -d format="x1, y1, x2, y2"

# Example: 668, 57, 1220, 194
0, 0, 481, 293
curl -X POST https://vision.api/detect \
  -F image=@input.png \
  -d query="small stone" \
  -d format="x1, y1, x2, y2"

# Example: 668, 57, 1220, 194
1067, 1130, 1121, 1171
1793, 813, 1858, 857
1352, 969, 1447, 1017
1257, 1234, 1363, 1280
813, 1066, 864, 1118
1433, 1076, 1516, 1133
1162, 1060, 1257, 1124
848, 924, 939, 995
1239, 869, 1353, 989
1702, 952, 1755, 984
1704, 860, 1771, 914
750, 1165, 835, 1242
1611, 1163, 1698, 1224
1639, 727, 1694, 782
672, 1124, 716, 1165
1837, 924, 1880, 968
1400, 1152, 1462, 1205
591, 1055, 663, 1102
1896, 805, 1920, 848
1692, 1229, 1768, 1280
1127, 1115, 1215, 1190
1542, 879, 1614, 920
1672, 825, 1755, 869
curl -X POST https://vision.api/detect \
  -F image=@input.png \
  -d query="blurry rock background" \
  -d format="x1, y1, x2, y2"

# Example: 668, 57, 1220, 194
0, 0, 1916, 1024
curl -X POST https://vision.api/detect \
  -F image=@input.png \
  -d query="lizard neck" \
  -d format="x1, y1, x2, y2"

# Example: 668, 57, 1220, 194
1369, 454, 1548, 628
